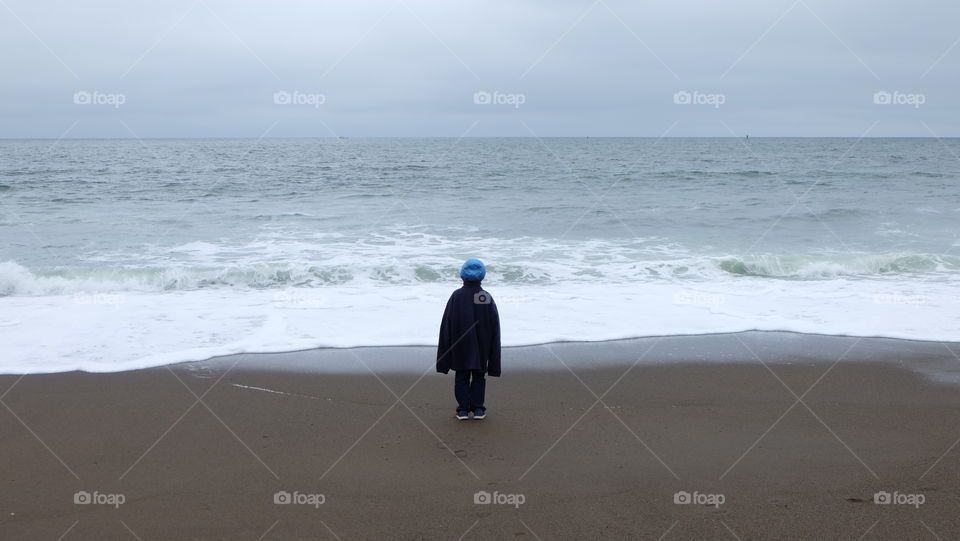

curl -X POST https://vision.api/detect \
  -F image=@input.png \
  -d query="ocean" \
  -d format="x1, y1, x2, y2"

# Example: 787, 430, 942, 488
1, 137, 958, 373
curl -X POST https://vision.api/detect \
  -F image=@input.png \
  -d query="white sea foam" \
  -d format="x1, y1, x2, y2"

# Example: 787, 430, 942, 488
2, 232, 959, 374
1, 274, 957, 374
1, 236, 955, 295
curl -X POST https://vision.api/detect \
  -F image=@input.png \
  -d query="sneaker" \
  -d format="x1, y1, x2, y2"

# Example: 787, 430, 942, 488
455, 411, 470, 420
473, 409, 486, 420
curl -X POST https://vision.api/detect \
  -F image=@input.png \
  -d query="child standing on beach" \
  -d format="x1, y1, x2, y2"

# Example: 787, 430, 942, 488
436, 259, 501, 420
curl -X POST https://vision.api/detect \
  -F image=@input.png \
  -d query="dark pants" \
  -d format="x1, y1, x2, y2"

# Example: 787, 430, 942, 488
454, 370, 486, 413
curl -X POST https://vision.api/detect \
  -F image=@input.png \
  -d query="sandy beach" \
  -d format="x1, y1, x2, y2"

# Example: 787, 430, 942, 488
1, 332, 959, 540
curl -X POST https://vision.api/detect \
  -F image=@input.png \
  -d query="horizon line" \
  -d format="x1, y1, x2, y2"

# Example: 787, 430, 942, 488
2, 135, 958, 141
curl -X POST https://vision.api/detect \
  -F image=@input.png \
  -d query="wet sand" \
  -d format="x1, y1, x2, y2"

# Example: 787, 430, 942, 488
1, 332, 959, 540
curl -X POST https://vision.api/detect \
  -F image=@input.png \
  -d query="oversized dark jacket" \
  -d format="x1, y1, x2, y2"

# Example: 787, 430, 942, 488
436, 281, 501, 376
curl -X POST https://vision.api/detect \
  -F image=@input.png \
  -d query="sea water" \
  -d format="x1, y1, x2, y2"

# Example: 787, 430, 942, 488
1, 138, 957, 373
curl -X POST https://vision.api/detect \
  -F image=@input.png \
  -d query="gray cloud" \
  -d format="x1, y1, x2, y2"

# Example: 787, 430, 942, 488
0, 0, 957, 137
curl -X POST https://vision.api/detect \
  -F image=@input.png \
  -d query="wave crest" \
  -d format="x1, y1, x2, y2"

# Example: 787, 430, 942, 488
718, 253, 954, 279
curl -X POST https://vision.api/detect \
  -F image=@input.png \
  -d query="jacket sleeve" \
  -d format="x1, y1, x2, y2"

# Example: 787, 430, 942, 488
486, 299, 502, 377
436, 295, 454, 374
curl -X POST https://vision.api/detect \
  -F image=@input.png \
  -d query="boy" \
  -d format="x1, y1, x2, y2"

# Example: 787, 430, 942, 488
436, 259, 501, 420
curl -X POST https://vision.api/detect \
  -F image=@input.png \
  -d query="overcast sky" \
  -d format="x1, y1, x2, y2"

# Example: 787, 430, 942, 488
1, 0, 958, 137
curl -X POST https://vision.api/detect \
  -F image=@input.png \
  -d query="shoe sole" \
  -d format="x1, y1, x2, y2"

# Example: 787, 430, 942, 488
456, 415, 469, 420
473, 414, 486, 420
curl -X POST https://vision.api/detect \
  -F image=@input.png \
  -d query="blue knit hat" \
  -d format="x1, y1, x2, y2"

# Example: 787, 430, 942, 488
460, 259, 486, 281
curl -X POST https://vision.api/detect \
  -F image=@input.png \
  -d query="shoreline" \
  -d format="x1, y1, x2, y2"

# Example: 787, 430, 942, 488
4, 330, 959, 378
192, 328, 960, 358
194, 331, 960, 387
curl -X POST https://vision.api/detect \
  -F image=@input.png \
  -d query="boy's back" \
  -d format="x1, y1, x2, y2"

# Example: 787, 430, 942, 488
436, 280, 501, 376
